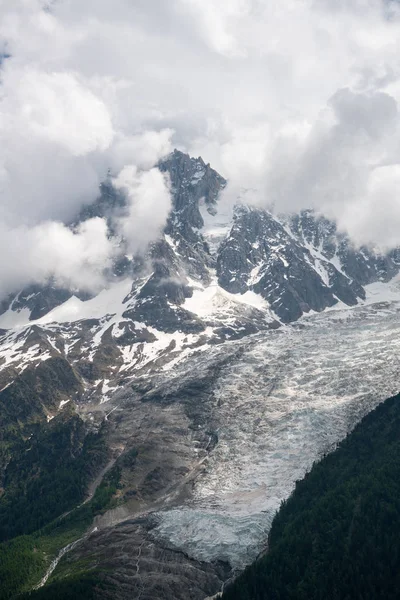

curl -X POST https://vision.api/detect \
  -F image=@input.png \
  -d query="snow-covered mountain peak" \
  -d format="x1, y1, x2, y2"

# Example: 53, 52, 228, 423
1, 150, 400, 404
2, 152, 400, 600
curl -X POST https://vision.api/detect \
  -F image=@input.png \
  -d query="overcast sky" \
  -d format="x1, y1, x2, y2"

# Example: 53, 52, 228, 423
1, 0, 400, 296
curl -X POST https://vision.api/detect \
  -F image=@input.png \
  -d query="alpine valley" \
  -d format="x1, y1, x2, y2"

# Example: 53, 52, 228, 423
1, 150, 400, 600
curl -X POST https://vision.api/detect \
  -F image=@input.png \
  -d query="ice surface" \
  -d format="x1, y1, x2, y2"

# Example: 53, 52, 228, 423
153, 293, 400, 568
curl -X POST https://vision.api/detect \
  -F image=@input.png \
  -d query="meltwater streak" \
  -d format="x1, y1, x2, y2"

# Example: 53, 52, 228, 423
34, 537, 84, 589
34, 527, 98, 589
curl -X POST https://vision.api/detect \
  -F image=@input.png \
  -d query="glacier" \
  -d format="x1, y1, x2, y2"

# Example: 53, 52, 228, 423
152, 281, 400, 568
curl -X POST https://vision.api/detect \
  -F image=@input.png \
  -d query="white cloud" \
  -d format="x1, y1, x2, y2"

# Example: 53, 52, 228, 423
0, 65, 116, 226
0, 163, 172, 297
0, 217, 115, 296
177, 0, 251, 57
258, 87, 400, 245
1, 0, 400, 297
12, 69, 114, 156
109, 129, 174, 173
113, 166, 172, 255
341, 164, 400, 248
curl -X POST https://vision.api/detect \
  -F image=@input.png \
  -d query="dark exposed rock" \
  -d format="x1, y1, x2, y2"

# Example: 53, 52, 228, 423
326, 263, 365, 305
217, 207, 340, 322
111, 321, 157, 346
77, 178, 127, 225
123, 238, 205, 333
0, 356, 83, 475
159, 149, 227, 283
124, 298, 205, 334
56, 520, 230, 600
217, 206, 399, 322
0, 285, 72, 321
159, 149, 226, 227
0, 283, 93, 322
140, 240, 193, 305
290, 209, 400, 286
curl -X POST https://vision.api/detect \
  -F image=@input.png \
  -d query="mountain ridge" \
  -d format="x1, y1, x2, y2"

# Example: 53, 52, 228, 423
1, 150, 400, 599
2, 149, 399, 331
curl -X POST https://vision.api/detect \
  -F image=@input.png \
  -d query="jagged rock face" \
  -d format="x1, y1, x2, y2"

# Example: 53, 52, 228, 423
160, 149, 226, 228
0, 285, 73, 322
217, 207, 365, 322
122, 238, 205, 334
160, 149, 227, 284
120, 151, 228, 334
77, 179, 127, 226
1, 150, 400, 391
1, 150, 400, 397
290, 210, 400, 285
2, 149, 398, 332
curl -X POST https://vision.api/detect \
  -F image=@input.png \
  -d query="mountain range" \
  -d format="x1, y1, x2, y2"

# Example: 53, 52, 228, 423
1, 150, 400, 599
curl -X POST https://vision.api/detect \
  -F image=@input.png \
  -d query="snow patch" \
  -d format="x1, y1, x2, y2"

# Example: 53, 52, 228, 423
38, 280, 133, 325
0, 307, 32, 329
184, 280, 269, 317
199, 199, 233, 255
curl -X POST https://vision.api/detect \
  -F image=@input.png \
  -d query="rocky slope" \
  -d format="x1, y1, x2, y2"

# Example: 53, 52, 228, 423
1, 150, 400, 599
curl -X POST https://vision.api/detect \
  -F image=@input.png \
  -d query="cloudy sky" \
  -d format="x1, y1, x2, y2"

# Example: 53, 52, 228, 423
1, 0, 400, 296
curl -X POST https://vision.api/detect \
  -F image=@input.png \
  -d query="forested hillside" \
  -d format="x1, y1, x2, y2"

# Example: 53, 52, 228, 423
0, 359, 119, 599
223, 392, 400, 600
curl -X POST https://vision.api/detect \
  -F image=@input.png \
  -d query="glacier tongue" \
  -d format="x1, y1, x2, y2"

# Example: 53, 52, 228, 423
152, 293, 400, 568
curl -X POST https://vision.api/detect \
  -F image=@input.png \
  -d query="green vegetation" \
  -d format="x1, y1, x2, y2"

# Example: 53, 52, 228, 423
0, 463, 122, 599
0, 537, 46, 600
0, 413, 109, 541
0, 359, 125, 600
0, 353, 132, 599
18, 572, 106, 600
223, 392, 400, 600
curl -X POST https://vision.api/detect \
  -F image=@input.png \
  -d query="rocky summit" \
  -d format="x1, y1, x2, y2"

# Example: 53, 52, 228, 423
1, 150, 400, 599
